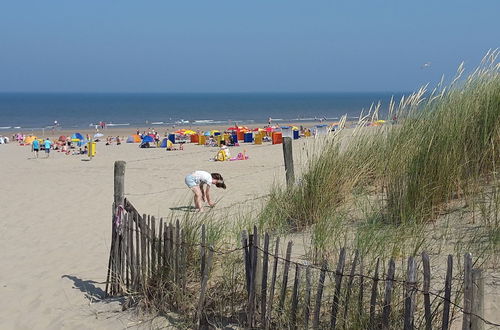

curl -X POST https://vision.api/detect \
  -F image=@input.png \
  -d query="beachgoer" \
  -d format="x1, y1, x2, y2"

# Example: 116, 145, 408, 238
116, 136, 121, 145
268, 117, 272, 125
32, 138, 40, 158
184, 171, 226, 212
44, 138, 52, 158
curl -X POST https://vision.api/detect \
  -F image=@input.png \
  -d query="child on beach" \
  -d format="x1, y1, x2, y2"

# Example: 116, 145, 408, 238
44, 138, 52, 158
184, 171, 226, 212
32, 139, 40, 158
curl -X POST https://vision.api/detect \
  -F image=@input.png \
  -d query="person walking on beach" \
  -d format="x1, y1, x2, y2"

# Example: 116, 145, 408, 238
184, 171, 226, 212
44, 138, 52, 158
32, 138, 40, 158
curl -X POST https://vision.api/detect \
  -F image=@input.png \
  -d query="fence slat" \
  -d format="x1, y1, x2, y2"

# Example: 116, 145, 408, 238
168, 223, 174, 281
151, 216, 156, 276
358, 256, 364, 320
330, 247, 346, 329
163, 222, 168, 278
175, 219, 180, 286
146, 215, 151, 279
278, 241, 293, 311
266, 237, 280, 329
441, 255, 453, 330
404, 256, 417, 330
141, 214, 147, 287
342, 249, 359, 328
261, 232, 270, 327
471, 269, 484, 330
422, 252, 432, 330
462, 253, 473, 330
369, 258, 380, 327
181, 229, 187, 294
124, 214, 130, 291
128, 213, 135, 292
158, 218, 163, 270
313, 260, 328, 329
304, 265, 312, 329
135, 212, 141, 289
196, 247, 214, 329
381, 258, 395, 330
290, 264, 301, 330
201, 224, 206, 279
242, 231, 250, 294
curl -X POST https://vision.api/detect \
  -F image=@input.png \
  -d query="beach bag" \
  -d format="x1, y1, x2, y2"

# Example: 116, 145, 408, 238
216, 150, 228, 161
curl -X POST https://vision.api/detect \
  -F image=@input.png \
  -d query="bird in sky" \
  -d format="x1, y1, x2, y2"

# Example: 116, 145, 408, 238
421, 62, 432, 69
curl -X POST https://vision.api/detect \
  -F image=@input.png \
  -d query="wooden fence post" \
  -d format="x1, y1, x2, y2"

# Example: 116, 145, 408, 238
422, 252, 432, 330
404, 256, 416, 330
282, 137, 295, 186
261, 232, 270, 327
313, 260, 328, 329
114, 161, 126, 208
330, 247, 346, 329
196, 247, 214, 329
279, 241, 293, 311
290, 264, 301, 330
343, 249, 359, 328
266, 237, 280, 329
381, 259, 395, 330
369, 258, 380, 328
462, 253, 473, 330
201, 224, 206, 279
441, 255, 453, 330
471, 269, 484, 330
304, 265, 312, 329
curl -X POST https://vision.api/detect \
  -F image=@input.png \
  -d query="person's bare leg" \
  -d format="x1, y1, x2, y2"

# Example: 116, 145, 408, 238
191, 186, 203, 211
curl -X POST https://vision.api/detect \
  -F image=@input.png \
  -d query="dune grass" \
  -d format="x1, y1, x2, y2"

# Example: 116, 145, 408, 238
260, 50, 500, 231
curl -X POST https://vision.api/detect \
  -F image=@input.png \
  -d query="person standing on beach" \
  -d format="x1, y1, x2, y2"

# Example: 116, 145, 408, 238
184, 171, 226, 212
44, 138, 52, 158
32, 138, 40, 158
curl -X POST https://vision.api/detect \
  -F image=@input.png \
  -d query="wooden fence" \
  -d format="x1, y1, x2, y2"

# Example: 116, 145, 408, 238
104, 198, 494, 329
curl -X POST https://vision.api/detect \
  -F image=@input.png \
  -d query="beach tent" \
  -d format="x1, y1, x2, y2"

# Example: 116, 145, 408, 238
131, 134, 141, 143
160, 138, 173, 148
142, 135, 155, 143
72, 133, 84, 140
94, 133, 104, 138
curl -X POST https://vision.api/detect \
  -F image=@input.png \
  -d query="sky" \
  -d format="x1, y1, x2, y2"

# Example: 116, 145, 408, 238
0, 1, 499, 93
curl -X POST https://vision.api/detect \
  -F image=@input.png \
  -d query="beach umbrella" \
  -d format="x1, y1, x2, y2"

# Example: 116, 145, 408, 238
74, 133, 84, 140
204, 131, 211, 136
142, 135, 155, 143
183, 130, 196, 135
58, 135, 67, 141
24, 136, 37, 144
94, 133, 104, 138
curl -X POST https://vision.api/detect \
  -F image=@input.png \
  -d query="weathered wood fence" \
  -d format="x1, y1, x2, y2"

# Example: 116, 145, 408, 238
105, 201, 491, 329
105, 161, 494, 329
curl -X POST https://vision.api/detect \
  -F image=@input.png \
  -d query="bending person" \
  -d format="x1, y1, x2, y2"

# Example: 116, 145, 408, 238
184, 171, 226, 212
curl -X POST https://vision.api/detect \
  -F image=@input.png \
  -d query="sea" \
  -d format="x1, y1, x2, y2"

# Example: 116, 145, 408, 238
0, 92, 406, 131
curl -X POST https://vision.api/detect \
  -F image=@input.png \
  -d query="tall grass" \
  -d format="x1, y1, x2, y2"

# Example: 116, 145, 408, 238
261, 50, 500, 232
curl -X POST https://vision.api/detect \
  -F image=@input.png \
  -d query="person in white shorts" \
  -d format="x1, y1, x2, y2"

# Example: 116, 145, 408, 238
184, 171, 226, 212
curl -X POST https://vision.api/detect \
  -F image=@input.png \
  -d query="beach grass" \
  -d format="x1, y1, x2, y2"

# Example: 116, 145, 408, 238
257, 50, 500, 260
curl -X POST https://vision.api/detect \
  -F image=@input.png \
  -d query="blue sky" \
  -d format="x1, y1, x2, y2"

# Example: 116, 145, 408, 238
0, 1, 498, 93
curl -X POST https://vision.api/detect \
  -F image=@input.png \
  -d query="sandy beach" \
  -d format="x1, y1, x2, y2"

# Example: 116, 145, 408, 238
0, 129, 305, 329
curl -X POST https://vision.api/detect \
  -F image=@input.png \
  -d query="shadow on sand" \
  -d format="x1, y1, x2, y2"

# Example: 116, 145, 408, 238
61, 275, 121, 303
168, 205, 197, 212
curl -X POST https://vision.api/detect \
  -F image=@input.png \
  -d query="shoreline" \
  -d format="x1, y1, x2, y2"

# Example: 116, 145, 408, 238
2, 120, 344, 140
